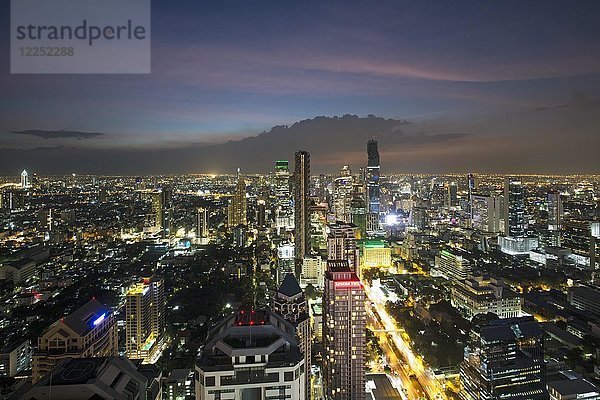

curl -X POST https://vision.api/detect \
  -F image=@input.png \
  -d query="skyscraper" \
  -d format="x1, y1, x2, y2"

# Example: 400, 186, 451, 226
151, 188, 173, 237
504, 177, 526, 237
228, 170, 247, 228
471, 194, 503, 233
547, 191, 563, 246
460, 316, 546, 400
272, 274, 311, 398
323, 260, 366, 400
500, 177, 538, 254
125, 275, 166, 364
366, 139, 381, 235
20, 170, 29, 189
275, 160, 293, 231
294, 151, 310, 276
327, 222, 359, 272
196, 207, 209, 241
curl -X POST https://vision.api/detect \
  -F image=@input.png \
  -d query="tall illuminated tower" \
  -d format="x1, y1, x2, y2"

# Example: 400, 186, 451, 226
20, 170, 29, 189
275, 160, 293, 231
294, 151, 310, 276
228, 169, 247, 228
323, 260, 366, 400
125, 275, 165, 363
547, 191, 563, 246
504, 177, 526, 238
366, 139, 380, 235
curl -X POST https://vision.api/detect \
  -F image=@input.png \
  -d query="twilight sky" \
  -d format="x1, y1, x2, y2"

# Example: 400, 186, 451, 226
1, 1, 600, 174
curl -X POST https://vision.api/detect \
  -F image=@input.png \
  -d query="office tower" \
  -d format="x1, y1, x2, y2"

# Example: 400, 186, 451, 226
257, 199, 267, 227
349, 191, 367, 239
467, 173, 477, 221
547, 191, 563, 246
445, 183, 458, 208
460, 316, 546, 400
195, 309, 306, 400
272, 274, 312, 398
275, 160, 294, 231
20, 170, 29, 189
323, 260, 366, 400
151, 189, 173, 237
25, 357, 159, 400
228, 170, 247, 228
277, 242, 295, 284
196, 207, 209, 240
32, 299, 118, 382
471, 194, 503, 233
333, 167, 353, 222
366, 139, 381, 235
433, 248, 472, 281
562, 220, 598, 269
125, 275, 166, 364
410, 206, 428, 230
327, 222, 359, 272
504, 177, 526, 237
294, 151, 310, 275
301, 255, 327, 289
500, 177, 538, 254
451, 275, 521, 320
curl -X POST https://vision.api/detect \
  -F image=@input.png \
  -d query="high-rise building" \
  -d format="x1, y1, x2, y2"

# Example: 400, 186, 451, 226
563, 220, 598, 269
151, 189, 173, 237
323, 260, 366, 400
294, 151, 311, 275
433, 248, 472, 281
445, 183, 458, 208
333, 166, 353, 222
32, 299, 118, 382
504, 177, 526, 237
0, 338, 31, 377
362, 240, 392, 268
366, 139, 381, 235
547, 191, 563, 246
228, 170, 247, 228
500, 177, 538, 255
349, 191, 366, 239
196, 207, 209, 239
301, 255, 327, 289
195, 309, 306, 400
327, 222, 359, 272
275, 160, 294, 231
20, 170, 29, 189
272, 274, 312, 398
125, 275, 166, 364
460, 316, 546, 400
257, 198, 267, 228
471, 194, 503, 233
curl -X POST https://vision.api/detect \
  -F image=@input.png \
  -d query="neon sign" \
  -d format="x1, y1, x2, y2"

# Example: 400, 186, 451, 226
92, 313, 106, 326
334, 281, 362, 289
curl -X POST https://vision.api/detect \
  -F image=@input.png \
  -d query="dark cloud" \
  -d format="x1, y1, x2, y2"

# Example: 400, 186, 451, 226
11, 130, 104, 140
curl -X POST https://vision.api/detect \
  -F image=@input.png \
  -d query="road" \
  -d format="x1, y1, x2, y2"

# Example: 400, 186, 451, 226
364, 282, 446, 400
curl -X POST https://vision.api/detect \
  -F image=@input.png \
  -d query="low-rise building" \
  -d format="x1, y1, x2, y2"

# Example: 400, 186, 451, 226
451, 275, 521, 320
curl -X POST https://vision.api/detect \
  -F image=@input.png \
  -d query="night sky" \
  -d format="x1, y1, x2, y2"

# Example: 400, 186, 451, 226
1, 1, 600, 174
